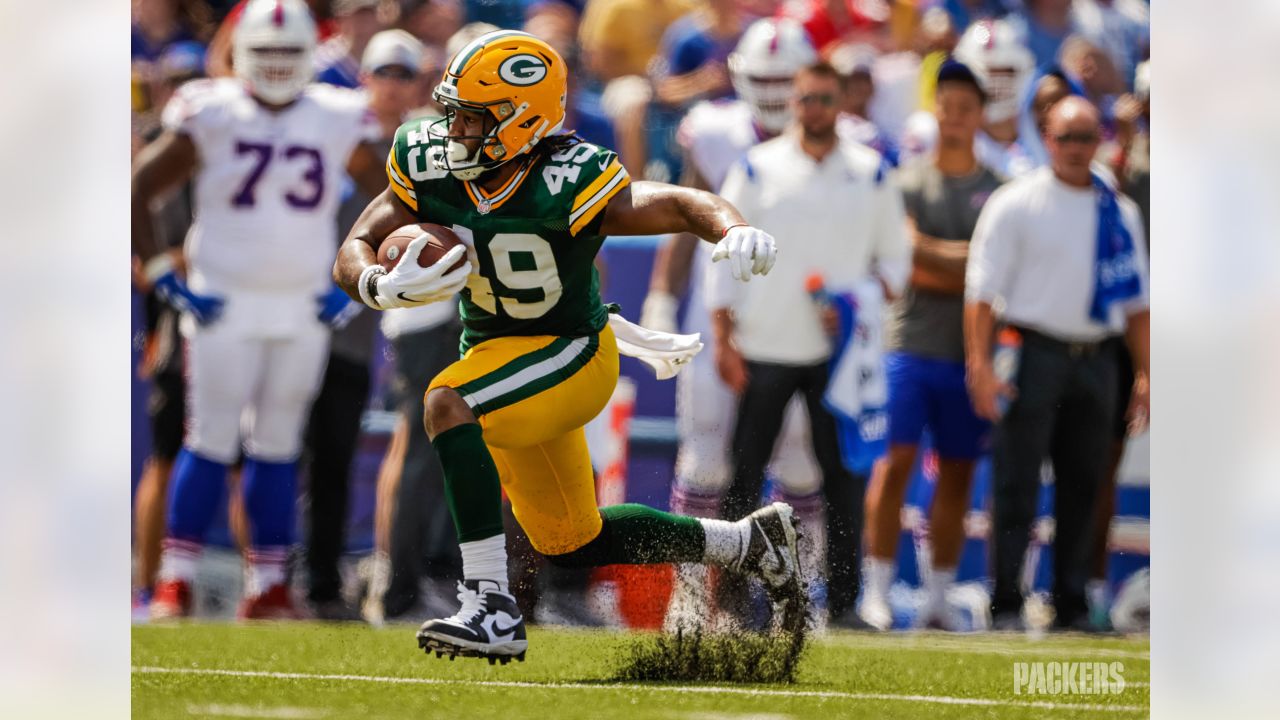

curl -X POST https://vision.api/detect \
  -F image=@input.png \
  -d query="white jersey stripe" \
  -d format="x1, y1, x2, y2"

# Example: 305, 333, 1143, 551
569, 168, 628, 226
459, 337, 589, 410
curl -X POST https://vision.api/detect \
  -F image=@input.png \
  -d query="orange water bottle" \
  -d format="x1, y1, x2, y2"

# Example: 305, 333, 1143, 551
992, 327, 1022, 417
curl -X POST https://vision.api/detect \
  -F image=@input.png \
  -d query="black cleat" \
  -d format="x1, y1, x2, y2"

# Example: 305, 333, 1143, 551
730, 502, 807, 634
415, 580, 528, 663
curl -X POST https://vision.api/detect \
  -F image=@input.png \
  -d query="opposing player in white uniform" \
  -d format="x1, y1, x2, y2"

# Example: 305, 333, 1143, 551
130, 0, 387, 620
899, 19, 1037, 178
639, 18, 828, 631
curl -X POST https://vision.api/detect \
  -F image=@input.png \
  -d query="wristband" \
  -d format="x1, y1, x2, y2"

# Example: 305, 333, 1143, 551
720, 223, 748, 238
142, 253, 176, 283
358, 265, 387, 310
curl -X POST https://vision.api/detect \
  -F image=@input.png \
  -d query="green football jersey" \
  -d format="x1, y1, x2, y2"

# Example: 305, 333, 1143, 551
385, 118, 631, 352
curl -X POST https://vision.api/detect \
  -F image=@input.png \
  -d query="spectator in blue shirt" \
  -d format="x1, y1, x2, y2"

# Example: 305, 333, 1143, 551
1007, 0, 1076, 70
934, 0, 1010, 34
315, 0, 386, 88
132, 0, 213, 113
1071, 0, 1149, 92
650, 0, 745, 108
132, 0, 212, 63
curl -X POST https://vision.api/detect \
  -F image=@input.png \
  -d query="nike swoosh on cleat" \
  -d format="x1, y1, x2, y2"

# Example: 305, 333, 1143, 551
755, 520, 788, 582
490, 618, 521, 639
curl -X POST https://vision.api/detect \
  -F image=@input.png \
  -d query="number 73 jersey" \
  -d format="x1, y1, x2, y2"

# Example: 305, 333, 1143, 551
162, 78, 379, 294
386, 118, 631, 351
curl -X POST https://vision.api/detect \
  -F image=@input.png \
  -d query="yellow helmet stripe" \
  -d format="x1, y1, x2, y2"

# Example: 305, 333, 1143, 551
447, 30, 531, 77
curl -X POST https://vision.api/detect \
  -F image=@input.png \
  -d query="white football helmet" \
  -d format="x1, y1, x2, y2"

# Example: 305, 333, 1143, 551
953, 19, 1035, 124
233, 0, 317, 105
728, 18, 817, 134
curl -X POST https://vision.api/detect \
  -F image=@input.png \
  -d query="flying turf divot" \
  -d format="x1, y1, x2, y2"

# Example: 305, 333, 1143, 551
613, 624, 809, 684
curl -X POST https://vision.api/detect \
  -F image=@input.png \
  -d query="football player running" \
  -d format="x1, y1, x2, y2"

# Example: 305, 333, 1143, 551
333, 29, 800, 663
131, 0, 387, 620
638, 18, 831, 633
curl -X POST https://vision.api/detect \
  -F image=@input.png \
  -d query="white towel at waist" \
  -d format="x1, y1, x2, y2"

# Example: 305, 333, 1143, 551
607, 313, 704, 380
823, 279, 889, 420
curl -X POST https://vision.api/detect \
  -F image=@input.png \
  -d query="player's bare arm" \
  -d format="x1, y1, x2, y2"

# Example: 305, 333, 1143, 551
600, 180, 743, 242
641, 159, 711, 331
131, 130, 197, 268
602, 180, 777, 283
650, 159, 711, 297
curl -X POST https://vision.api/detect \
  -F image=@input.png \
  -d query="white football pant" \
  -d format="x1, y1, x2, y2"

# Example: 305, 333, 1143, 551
181, 290, 329, 464
673, 343, 821, 499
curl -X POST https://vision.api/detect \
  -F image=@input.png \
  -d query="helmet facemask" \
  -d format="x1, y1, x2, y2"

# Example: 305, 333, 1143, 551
726, 18, 817, 135
977, 66, 1026, 124
430, 82, 540, 180
731, 69, 796, 134
953, 20, 1034, 126
236, 45, 313, 104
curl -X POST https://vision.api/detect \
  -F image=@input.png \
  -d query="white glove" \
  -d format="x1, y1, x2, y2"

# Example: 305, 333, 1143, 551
358, 238, 472, 310
711, 225, 777, 282
639, 291, 679, 334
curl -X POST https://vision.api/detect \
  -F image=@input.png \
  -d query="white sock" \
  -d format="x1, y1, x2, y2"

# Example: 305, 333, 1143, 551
699, 518, 748, 567
157, 538, 202, 583
246, 547, 288, 597
862, 556, 896, 601
924, 565, 957, 611
460, 535, 509, 594
1086, 578, 1110, 610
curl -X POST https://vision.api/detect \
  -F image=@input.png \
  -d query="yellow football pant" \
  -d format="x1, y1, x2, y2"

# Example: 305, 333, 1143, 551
428, 324, 619, 555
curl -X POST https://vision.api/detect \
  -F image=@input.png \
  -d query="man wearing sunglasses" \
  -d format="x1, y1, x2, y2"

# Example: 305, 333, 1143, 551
709, 61, 910, 631
965, 96, 1149, 632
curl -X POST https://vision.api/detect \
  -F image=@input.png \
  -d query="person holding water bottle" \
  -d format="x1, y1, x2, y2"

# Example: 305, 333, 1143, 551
964, 96, 1150, 632
709, 61, 909, 629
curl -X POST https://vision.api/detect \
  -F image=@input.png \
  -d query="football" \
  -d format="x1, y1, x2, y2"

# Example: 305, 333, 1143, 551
376, 223, 466, 274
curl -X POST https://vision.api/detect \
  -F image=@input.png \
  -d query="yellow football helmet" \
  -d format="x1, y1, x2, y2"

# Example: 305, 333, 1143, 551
431, 30, 568, 180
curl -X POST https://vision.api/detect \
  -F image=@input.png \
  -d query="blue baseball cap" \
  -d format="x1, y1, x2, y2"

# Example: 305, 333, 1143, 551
937, 59, 986, 102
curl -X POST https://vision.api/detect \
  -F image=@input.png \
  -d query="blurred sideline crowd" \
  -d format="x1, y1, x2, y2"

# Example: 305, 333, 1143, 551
131, 0, 1150, 633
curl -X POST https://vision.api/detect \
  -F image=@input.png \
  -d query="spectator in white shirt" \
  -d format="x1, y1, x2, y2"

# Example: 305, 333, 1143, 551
964, 96, 1149, 631
709, 61, 910, 627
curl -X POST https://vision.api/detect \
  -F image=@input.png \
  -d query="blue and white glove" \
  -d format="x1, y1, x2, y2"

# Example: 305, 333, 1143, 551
145, 255, 224, 326
357, 239, 471, 310
711, 224, 778, 281
316, 284, 362, 329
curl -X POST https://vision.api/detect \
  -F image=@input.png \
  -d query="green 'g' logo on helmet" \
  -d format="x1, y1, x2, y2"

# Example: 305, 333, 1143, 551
498, 54, 547, 86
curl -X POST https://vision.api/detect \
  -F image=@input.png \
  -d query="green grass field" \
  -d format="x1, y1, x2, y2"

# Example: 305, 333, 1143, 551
133, 623, 1149, 719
